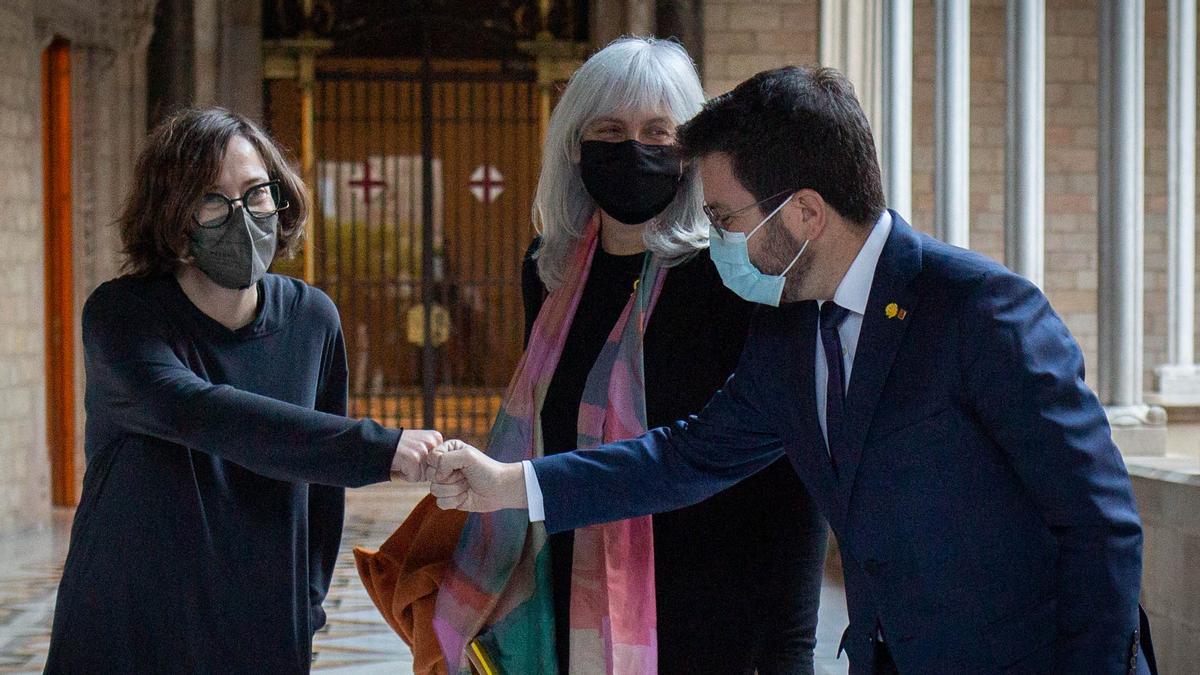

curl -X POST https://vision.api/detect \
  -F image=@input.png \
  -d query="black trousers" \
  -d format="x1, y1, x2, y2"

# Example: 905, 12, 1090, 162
548, 526, 829, 675
873, 638, 901, 675
548, 475, 829, 674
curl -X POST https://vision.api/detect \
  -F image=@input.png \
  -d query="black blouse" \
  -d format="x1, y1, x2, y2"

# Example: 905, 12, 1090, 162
46, 274, 399, 672
523, 240, 827, 673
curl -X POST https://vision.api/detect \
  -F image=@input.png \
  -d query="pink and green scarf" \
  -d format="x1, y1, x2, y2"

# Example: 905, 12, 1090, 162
433, 214, 666, 674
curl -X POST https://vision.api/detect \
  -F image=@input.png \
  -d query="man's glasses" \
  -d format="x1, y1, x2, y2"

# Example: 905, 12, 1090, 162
193, 180, 289, 227
703, 189, 794, 234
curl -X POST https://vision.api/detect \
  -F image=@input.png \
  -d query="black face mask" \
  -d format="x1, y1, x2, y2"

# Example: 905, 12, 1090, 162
579, 139, 682, 225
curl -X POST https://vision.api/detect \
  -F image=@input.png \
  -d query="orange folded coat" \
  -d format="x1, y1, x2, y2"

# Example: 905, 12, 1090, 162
354, 494, 468, 675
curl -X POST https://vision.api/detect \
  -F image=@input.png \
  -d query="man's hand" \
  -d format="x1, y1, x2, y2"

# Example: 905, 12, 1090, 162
428, 440, 527, 512
391, 429, 443, 482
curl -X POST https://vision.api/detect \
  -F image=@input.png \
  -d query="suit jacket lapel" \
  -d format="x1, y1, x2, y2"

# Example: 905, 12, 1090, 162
782, 301, 842, 521
836, 212, 923, 516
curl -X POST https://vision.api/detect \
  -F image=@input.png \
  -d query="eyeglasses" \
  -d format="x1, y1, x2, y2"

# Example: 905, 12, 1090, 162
193, 180, 289, 228
703, 189, 794, 234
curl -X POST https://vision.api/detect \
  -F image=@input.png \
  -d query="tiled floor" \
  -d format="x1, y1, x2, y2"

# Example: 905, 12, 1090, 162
0, 483, 850, 674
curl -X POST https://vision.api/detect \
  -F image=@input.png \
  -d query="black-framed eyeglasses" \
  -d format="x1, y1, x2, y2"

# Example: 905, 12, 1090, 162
193, 180, 289, 228
703, 189, 793, 234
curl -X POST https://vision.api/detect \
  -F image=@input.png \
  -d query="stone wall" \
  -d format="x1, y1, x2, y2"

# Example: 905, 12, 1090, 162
0, 1, 154, 535
1130, 462, 1200, 674
703, 0, 1200, 392
909, 0, 1199, 391
0, 0, 50, 535
701, 0, 820, 97
0, 0, 268, 537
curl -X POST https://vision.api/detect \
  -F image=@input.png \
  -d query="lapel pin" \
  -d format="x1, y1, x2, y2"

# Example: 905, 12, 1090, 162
885, 303, 908, 320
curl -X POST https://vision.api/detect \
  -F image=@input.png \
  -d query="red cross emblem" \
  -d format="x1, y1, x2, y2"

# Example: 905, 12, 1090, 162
469, 165, 505, 204
348, 161, 388, 205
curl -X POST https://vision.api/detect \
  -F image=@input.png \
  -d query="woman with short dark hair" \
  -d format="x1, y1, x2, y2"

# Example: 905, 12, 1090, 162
45, 107, 440, 672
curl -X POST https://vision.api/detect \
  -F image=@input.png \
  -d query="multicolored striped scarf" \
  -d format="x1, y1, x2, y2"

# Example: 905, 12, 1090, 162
433, 215, 666, 674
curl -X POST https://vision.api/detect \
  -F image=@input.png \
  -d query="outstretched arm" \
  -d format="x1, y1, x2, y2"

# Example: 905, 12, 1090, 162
84, 283, 438, 488
431, 316, 788, 534
527, 365, 786, 533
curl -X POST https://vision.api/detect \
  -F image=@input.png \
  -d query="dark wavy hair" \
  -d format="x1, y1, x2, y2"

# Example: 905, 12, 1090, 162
677, 66, 885, 227
117, 107, 308, 277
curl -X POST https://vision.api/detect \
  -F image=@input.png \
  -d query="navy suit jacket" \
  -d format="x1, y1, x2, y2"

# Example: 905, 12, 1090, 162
531, 213, 1149, 674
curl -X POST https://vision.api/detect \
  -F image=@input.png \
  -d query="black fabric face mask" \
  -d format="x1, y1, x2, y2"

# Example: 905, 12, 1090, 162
579, 139, 683, 225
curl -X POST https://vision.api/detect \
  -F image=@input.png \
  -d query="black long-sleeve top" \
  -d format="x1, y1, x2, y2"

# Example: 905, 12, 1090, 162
523, 241, 827, 674
45, 274, 400, 673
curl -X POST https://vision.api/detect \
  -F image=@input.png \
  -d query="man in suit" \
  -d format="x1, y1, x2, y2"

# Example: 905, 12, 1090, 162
429, 66, 1151, 674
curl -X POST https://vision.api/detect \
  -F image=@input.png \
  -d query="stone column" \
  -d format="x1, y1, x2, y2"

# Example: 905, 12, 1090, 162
590, 0, 655, 47
657, 0, 703, 72
935, 0, 970, 247
193, 0, 219, 107
146, 0, 195, 125
1005, 0, 1044, 286
1097, 0, 1167, 454
217, 0, 263, 120
625, 0, 655, 35
820, 0, 884, 135
881, 0, 912, 218
1153, 0, 1200, 406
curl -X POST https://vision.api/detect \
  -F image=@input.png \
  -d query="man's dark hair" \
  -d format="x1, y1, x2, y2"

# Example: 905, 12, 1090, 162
118, 107, 309, 277
678, 66, 886, 226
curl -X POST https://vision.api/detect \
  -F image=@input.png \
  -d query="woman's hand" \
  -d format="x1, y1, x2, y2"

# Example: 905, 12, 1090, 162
390, 429, 444, 482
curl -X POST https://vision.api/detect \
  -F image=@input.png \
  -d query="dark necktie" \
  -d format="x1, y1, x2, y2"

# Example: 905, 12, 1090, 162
819, 302, 851, 475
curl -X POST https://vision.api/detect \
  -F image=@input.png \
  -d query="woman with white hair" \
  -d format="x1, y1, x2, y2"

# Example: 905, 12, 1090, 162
433, 37, 828, 674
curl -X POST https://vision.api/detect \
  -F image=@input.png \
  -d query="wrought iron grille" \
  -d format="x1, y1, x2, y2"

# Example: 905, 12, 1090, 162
310, 65, 539, 443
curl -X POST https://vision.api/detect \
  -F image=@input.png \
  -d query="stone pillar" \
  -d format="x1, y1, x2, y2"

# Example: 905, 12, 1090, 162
591, 0, 622, 47
656, 0, 703, 71
112, 1, 156, 198
7, 2, 55, 530
881, 0, 912, 218
218, 0, 263, 120
1153, 0, 1200, 406
193, 0, 219, 106
820, 0, 884, 141
935, 0, 970, 248
1004, 0, 1044, 287
146, 0, 262, 124
626, 0, 655, 35
67, 2, 156, 492
1097, 0, 1167, 454
146, 0, 195, 125
590, 0, 655, 47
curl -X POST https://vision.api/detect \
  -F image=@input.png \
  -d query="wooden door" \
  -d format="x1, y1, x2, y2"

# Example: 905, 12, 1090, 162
42, 37, 75, 506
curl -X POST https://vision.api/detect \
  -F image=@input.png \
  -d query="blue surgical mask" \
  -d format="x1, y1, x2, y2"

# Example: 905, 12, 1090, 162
709, 196, 808, 306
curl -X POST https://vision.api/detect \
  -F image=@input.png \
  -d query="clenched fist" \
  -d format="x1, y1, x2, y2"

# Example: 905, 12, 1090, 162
390, 429, 443, 482
427, 440, 527, 512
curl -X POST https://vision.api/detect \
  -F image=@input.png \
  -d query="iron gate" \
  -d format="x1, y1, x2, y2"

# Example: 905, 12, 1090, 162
312, 63, 539, 443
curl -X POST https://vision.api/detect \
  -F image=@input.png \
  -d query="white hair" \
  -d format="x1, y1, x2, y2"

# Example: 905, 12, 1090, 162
531, 36, 709, 290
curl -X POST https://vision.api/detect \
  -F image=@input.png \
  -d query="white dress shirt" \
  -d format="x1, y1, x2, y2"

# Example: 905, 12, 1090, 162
815, 210, 892, 447
523, 459, 547, 522
524, 211, 894, 522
